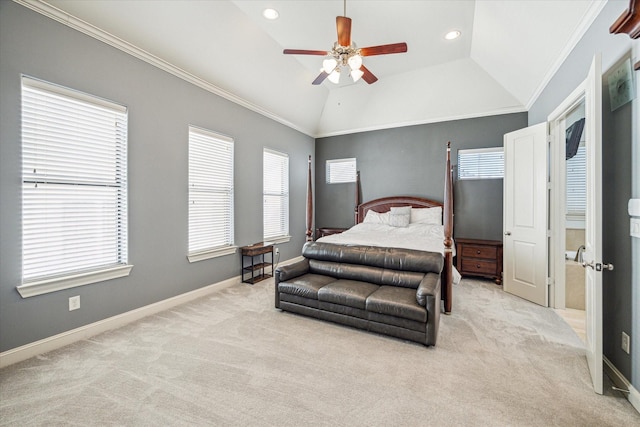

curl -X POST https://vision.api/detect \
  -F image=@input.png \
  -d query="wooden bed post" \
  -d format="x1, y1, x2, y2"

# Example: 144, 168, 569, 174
354, 170, 361, 224
306, 155, 313, 241
443, 142, 454, 314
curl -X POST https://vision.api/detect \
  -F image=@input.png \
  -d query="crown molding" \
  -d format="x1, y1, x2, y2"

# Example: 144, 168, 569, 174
13, 0, 315, 137
315, 105, 527, 139
526, 1, 608, 110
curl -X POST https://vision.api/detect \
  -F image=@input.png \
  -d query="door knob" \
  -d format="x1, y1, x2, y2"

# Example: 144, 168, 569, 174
504, 231, 511, 236
582, 260, 594, 269
582, 261, 614, 271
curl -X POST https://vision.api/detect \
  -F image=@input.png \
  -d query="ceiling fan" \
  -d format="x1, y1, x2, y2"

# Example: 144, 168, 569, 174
283, 0, 407, 85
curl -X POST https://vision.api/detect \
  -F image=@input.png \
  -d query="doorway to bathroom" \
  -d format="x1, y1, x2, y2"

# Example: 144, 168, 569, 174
555, 101, 587, 342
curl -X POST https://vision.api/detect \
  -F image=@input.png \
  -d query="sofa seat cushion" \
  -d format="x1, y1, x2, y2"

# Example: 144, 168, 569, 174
279, 274, 336, 300
317, 280, 379, 310
366, 286, 427, 323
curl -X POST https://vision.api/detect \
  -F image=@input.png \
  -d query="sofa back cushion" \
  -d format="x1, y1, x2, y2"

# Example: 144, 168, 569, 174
308, 260, 426, 289
303, 242, 444, 274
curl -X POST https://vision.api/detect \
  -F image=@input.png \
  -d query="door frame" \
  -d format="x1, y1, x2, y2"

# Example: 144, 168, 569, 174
547, 54, 603, 394
548, 82, 587, 309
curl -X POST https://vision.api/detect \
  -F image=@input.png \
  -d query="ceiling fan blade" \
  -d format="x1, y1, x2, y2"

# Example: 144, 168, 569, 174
360, 65, 378, 84
312, 71, 330, 85
360, 43, 408, 56
336, 16, 352, 46
283, 49, 329, 56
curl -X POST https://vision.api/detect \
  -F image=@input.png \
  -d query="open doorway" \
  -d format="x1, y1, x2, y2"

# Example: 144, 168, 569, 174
551, 101, 587, 342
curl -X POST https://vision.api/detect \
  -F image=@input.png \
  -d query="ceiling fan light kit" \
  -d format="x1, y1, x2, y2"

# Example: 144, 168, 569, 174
283, 1, 407, 85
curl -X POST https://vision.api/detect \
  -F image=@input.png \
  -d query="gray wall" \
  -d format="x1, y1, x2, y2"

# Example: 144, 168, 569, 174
315, 113, 528, 241
0, 2, 314, 353
529, 1, 638, 391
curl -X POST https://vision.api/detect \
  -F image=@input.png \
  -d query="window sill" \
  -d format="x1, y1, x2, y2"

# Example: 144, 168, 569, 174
264, 235, 291, 245
187, 245, 238, 263
17, 264, 134, 298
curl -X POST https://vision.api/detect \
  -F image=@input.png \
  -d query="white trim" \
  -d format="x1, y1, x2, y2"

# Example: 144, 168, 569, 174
17, 265, 134, 298
1, 255, 303, 368
187, 245, 238, 263
265, 235, 291, 245
604, 356, 640, 414
13, 0, 315, 138
525, 1, 607, 110
316, 105, 527, 138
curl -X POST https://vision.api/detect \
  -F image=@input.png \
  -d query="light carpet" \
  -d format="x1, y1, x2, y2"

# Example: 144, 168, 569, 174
1, 278, 638, 426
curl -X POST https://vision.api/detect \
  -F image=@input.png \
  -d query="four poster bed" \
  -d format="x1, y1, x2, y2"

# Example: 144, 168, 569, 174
304, 143, 456, 314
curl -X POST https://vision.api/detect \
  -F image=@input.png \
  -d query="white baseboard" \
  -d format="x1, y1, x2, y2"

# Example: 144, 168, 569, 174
0, 276, 239, 368
604, 356, 640, 414
0, 256, 304, 369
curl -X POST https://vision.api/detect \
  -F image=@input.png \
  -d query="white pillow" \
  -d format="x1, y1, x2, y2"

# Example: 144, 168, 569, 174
389, 206, 411, 227
363, 210, 390, 224
411, 207, 442, 225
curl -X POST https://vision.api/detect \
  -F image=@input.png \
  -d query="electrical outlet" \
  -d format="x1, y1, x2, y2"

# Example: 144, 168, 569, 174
621, 331, 630, 354
69, 295, 80, 311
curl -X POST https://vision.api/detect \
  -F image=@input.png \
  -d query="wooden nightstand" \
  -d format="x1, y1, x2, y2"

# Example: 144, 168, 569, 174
316, 227, 347, 240
455, 238, 503, 285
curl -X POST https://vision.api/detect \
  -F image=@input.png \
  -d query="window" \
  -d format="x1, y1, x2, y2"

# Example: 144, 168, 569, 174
566, 144, 586, 216
326, 158, 357, 184
457, 147, 504, 180
263, 148, 289, 242
19, 77, 131, 298
188, 127, 236, 261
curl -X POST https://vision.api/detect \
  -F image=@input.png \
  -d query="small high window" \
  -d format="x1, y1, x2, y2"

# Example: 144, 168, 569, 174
326, 158, 357, 184
457, 147, 504, 180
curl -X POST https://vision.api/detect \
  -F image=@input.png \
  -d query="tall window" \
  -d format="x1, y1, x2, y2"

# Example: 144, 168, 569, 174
457, 147, 504, 180
326, 158, 357, 184
188, 127, 235, 261
20, 77, 130, 297
263, 148, 289, 241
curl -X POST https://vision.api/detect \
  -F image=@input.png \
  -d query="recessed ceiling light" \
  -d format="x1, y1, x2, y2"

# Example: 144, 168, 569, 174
263, 8, 279, 20
444, 30, 461, 40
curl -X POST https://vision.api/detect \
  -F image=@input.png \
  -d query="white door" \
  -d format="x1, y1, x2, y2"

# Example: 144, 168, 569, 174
503, 123, 548, 306
583, 55, 603, 395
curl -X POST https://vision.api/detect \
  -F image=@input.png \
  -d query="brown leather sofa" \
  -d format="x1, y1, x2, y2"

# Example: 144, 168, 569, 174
275, 242, 443, 346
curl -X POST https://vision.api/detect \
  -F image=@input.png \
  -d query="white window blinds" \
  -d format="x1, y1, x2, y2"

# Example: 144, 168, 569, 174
326, 158, 357, 184
457, 147, 504, 180
21, 77, 128, 283
188, 127, 235, 257
566, 145, 586, 215
263, 148, 289, 240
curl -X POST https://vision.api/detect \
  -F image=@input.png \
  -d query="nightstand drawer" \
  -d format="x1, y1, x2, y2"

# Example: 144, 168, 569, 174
455, 238, 503, 285
461, 259, 497, 275
461, 245, 497, 259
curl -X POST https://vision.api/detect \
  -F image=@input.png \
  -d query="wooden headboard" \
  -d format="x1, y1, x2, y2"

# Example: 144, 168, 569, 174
356, 196, 443, 224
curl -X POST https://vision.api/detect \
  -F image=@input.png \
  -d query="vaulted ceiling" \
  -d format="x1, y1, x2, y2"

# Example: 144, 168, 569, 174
38, 0, 606, 137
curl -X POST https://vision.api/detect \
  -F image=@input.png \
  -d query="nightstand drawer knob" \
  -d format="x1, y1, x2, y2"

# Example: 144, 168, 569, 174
476, 250, 481, 254
477, 264, 481, 268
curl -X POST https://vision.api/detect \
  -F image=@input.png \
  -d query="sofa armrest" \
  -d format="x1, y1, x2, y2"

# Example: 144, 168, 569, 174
275, 258, 309, 283
416, 272, 440, 307
417, 272, 442, 346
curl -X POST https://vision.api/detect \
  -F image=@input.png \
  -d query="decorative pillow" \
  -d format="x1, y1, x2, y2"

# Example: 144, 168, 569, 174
411, 207, 442, 225
389, 206, 411, 227
363, 210, 390, 224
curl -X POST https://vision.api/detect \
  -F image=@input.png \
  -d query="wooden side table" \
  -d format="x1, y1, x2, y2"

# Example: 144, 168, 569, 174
455, 238, 503, 285
240, 242, 274, 284
316, 227, 347, 240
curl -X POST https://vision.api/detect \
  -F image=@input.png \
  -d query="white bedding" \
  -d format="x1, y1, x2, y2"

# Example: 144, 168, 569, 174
317, 222, 461, 284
